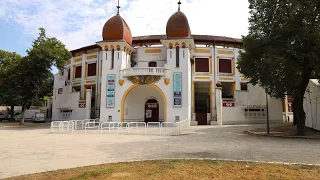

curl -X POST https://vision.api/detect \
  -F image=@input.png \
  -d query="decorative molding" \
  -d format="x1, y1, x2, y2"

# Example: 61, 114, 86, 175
169, 43, 173, 49
104, 45, 109, 51
116, 45, 121, 51
175, 42, 180, 47
87, 55, 97, 60
119, 79, 124, 86
164, 78, 170, 85
217, 50, 233, 55
194, 49, 211, 54
182, 42, 186, 48
127, 75, 162, 85
74, 58, 82, 62
145, 49, 162, 53
195, 76, 210, 80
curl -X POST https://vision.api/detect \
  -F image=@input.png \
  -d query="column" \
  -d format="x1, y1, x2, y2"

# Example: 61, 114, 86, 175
284, 95, 289, 122
85, 89, 92, 119
216, 86, 223, 125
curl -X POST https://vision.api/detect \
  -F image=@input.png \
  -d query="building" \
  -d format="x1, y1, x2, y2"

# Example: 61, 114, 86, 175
52, 1, 283, 125
304, 79, 320, 131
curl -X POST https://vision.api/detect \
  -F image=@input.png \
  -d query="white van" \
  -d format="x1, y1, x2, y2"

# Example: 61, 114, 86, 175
10, 109, 43, 122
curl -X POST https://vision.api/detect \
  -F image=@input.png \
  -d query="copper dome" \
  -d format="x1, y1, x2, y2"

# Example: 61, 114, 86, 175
102, 15, 132, 45
166, 11, 191, 38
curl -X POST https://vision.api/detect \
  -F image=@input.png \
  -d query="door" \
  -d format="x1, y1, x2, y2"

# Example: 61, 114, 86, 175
196, 113, 208, 125
145, 99, 159, 123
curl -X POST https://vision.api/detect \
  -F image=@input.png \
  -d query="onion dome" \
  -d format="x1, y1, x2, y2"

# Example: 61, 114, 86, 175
102, 3, 132, 45
166, 1, 191, 38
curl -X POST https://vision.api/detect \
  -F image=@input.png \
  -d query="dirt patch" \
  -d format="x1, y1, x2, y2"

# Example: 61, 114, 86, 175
249, 125, 320, 138
4, 160, 320, 180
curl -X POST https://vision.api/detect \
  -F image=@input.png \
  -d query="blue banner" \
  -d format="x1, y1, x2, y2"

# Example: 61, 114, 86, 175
106, 74, 116, 108
173, 72, 182, 106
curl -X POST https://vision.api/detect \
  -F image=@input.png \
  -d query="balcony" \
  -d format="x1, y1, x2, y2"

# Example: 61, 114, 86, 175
122, 67, 165, 77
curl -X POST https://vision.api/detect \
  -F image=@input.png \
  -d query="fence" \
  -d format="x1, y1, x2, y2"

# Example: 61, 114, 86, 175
50, 119, 190, 136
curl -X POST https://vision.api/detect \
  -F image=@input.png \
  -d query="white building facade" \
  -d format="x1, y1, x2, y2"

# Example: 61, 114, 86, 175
52, 2, 283, 125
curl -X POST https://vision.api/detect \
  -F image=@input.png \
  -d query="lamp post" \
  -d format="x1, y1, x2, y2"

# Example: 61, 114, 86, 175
266, 91, 270, 135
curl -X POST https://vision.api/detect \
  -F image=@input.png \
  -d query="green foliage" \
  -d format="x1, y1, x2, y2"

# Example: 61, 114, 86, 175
0, 28, 71, 124
0, 50, 23, 106
237, 0, 320, 135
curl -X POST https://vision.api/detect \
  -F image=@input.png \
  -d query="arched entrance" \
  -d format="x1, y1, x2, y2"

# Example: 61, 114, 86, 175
145, 99, 159, 123
121, 84, 167, 122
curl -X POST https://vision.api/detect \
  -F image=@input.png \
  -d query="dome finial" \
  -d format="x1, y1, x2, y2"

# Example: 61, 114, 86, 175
117, 0, 120, 15
178, 0, 181, 11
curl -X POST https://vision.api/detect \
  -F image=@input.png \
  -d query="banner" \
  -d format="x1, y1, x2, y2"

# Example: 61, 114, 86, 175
106, 74, 116, 108
173, 72, 182, 107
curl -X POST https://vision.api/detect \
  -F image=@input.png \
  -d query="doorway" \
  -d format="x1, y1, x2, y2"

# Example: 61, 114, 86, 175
194, 82, 211, 125
145, 99, 159, 123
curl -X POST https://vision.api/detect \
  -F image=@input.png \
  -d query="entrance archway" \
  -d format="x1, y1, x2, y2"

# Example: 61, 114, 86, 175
121, 84, 167, 122
145, 99, 159, 123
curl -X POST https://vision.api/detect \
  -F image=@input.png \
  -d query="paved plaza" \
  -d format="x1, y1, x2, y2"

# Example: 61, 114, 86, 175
0, 122, 319, 178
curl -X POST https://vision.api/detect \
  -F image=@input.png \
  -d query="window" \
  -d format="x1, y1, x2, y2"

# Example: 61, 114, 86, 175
72, 86, 81, 92
111, 49, 114, 69
87, 63, 97, 77
195, 58, 209, 72
148, 61, 157, 67
219, 59, 232, 73
221, 82, 234, 99
67, 68, 70, 80
74, 65, 82, 79
176, 46, 180, 67
241, 83, 248, 91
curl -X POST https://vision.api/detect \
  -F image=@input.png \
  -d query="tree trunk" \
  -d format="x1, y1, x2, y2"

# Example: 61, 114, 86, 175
293, 96, 306, 135
10, 105, 15, 122
293, 71, 311, 136
292, 99, 297, 125
19, 105, 25, 125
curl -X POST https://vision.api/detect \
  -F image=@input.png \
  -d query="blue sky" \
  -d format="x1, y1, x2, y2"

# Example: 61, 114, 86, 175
0, 0, 249, 58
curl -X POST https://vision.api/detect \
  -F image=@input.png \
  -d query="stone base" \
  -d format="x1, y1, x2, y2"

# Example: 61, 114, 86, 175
190, 121, 198, 126
210, 121, 218, 125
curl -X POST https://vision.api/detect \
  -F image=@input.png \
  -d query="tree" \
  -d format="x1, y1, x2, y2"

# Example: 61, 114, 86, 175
16, 28, 71, 125
0, 50, 23, 121
237, 0, 320, 135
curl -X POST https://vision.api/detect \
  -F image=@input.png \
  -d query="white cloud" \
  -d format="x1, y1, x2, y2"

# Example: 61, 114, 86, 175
0, 0, 249, 51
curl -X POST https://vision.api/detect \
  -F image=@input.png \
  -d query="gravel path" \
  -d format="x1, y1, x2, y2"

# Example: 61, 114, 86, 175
0, 122, 319, 179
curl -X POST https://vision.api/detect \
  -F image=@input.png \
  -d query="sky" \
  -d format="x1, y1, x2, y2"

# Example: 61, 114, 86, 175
0, 0, 250, 60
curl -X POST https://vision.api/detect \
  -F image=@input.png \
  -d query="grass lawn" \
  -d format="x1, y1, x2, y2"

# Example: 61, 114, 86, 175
5, 160, 320, 180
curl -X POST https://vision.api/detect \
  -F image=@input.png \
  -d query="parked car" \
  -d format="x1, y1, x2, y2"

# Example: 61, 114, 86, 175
33, 112, 46, 123
0, 110, 9, 121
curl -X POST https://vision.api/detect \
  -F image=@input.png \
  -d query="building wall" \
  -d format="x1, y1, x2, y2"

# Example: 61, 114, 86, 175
222, 85, 283, 124
52, 74, 86, 121
304, 79, 320, 131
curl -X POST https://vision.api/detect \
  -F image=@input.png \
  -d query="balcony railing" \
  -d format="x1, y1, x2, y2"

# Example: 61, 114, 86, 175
122, 67, 165, 77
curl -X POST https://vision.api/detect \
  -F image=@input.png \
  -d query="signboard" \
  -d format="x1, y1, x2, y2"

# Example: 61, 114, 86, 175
173, 72, 182, 107
106, 74, 116, 108
58, 88, 63, 94
78, 100, 86, 108
223, 100, 235, 107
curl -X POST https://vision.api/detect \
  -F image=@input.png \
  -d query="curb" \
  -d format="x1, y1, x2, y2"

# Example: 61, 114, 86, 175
246, 130, 320, 140
114, 158, 320, 167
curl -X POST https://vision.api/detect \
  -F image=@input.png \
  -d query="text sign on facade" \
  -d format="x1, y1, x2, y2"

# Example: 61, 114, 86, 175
223, 100, 235, 107
173, 72, 182, 107
106, 74, 116, 108
58, 88, 63, 94
78, 100, 86, 108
